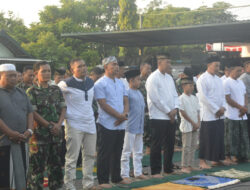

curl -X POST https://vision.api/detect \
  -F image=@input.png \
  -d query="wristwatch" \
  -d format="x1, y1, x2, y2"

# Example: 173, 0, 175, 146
48, 124, 54, 129
27, 129, 33, 135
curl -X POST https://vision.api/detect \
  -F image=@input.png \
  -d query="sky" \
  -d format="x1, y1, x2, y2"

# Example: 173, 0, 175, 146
1, 0, 250, 27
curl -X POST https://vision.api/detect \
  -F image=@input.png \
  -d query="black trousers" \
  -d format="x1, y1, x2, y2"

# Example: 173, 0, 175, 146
248, 114, 250, 141
0, 143, 26, 189
150, 119, 176, 174
97, 124, 125, 184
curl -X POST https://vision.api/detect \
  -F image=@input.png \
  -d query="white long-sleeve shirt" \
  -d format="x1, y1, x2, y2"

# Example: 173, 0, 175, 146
145, 69, 179, 120
196, 71, 226, 121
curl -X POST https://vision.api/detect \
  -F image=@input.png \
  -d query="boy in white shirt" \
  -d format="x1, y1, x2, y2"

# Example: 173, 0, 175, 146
223, 58, 249, 163
179, 78, 200, 173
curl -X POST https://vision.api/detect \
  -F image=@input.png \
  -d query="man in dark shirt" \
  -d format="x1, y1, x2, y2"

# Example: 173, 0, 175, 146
0, 63, 34, 190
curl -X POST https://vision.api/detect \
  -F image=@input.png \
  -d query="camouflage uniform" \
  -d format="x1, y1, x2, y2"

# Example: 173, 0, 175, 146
139, 79, 151, 148
224, 118, 250, 160
174, 78, 182, 147
16, 82, 33, 92
175, 78, 183, 95
26, 84, 66, 190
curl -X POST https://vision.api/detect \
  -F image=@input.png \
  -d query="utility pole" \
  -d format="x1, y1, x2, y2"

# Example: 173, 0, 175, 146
139, 14, 143, 56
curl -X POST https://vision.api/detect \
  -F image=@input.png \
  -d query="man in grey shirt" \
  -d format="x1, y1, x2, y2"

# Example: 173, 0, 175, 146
239, 61, 250, 139
0, 64, 33, 190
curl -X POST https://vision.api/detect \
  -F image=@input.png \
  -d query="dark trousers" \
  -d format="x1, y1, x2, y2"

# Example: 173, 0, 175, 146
150, 119, 176, 174
199, 119, 225, 161
248, 114, 250, 141
0, 145, 10, 189
0, 143, 26, 189
97, 124, 125, 184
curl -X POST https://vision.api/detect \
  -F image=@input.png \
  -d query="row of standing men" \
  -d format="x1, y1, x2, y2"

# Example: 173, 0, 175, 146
0, 54, 249, 190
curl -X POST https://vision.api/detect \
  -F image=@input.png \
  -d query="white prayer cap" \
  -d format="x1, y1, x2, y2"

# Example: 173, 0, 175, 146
102, 56, 117, 66
0, 64, 16, 72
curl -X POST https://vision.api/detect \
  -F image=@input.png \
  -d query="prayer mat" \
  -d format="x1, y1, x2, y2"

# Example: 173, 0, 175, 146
132, 182, 205, 190
173, 174, 240, 189
210, 169, 250, 182
216, 181, 250, 190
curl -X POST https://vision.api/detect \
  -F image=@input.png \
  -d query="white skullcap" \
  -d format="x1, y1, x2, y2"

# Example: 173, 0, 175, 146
102, 56, 117, 66
0, 64, 16, 72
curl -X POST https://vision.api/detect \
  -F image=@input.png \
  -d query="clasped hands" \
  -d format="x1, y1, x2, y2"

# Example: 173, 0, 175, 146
114, 113, 128, 126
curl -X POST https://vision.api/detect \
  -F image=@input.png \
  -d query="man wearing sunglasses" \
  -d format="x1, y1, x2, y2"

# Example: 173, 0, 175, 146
58, 58, 97, 190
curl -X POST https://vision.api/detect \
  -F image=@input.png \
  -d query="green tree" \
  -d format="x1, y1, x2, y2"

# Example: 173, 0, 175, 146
118, 0, 139, 57
22, 32, 76, 68
141, 1, 236, 63
0, 11, 28, 43
22, 0, 120, 67
118, 0, 138, 30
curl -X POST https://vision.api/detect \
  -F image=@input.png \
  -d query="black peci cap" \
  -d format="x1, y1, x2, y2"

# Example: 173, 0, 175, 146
124, 69, 140, 81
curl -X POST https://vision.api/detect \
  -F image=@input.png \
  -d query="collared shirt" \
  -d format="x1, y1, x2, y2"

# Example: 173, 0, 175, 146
26, 84, 66, 144
58, 76, 96, 134
94, 76, 128, 130
145, 69, 179, 120
120, 78, 129, 91
223, 77, 247, 120
179, 93, 200, 133
239, 72, 250, 114
16, 82, 33, 92
221, 75, 227, 82
0, 87, 33, 147
126, 89, 145, 134
196, 71, 226, 121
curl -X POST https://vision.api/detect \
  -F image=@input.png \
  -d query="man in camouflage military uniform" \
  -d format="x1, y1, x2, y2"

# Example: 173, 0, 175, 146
139, 62, 152, 154
175, 67, 194, 96
16, 65, 34, 91
89, 66, 104, 119
26, 61, 66, 190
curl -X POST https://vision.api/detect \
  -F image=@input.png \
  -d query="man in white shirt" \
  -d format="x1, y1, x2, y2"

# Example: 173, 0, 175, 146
58, 59, 97, 190
224, 58, 249, 163
196, 55, 226, 169
146, 54, 179, 178
221, 59, 231, 82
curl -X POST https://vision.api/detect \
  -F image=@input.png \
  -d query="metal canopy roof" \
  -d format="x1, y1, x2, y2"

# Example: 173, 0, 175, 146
0, 58, 44, 64
62, 21, 250, 47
